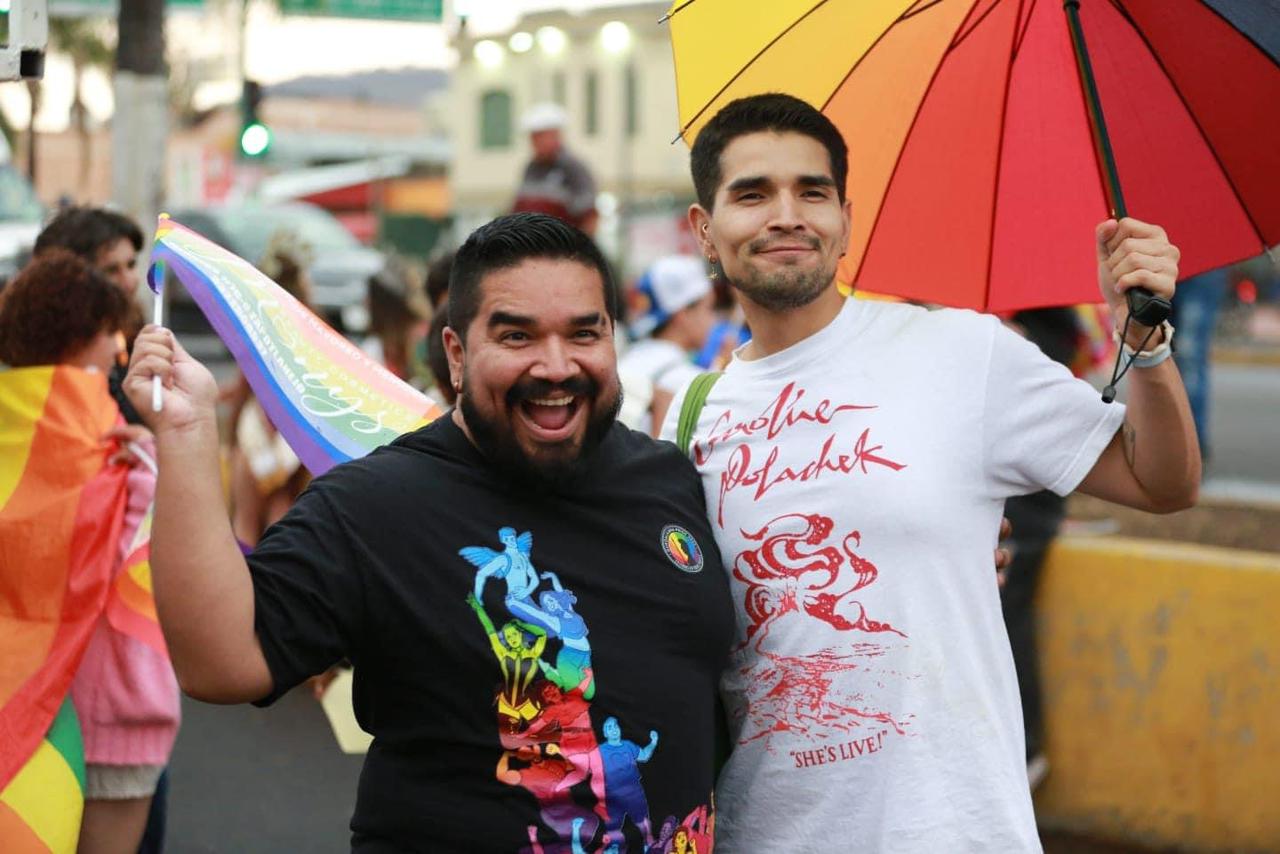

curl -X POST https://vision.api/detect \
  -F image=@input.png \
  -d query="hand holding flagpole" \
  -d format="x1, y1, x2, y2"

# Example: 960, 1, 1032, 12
146, 213, 171, 414
147, 256, 166, 413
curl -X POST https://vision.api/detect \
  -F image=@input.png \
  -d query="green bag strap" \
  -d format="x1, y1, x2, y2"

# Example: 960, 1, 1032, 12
676, 371, 722, 456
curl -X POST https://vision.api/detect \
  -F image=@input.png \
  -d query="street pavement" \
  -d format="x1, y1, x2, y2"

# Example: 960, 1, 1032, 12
1202, 363, 1280, 499
167, 690, 362, 852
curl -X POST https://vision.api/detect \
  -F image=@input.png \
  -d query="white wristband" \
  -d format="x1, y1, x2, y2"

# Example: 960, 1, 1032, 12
1114, 320, 1175, 368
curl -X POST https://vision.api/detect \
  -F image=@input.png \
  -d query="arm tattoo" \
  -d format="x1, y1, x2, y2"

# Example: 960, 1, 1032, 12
1122, 421, 1137, 468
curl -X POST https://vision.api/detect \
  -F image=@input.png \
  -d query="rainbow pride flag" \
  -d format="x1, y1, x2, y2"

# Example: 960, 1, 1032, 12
0, 697, 84, 853
105, 503, 166, 656
152, 216, 442, 476
0, 366, 127, 797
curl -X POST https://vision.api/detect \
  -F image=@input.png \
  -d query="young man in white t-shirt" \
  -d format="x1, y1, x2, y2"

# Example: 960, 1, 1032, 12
619, 255, 716, 435
661, 94, 1199, 852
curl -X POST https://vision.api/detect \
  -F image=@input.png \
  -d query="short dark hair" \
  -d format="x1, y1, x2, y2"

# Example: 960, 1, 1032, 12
690, 93, 848, 211
447, 213, 617, 342
0, 250, 132, 366
33, 206, 144, 261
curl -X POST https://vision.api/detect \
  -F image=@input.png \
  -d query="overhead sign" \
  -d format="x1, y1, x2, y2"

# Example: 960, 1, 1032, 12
278, 0, 442, 22
47, 0, 204, 15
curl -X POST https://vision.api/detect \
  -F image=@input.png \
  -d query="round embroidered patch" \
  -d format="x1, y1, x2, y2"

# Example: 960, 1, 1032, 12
661, 525, 704, 573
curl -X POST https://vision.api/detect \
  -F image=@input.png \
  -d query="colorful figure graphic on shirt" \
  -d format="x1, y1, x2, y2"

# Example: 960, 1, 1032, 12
461, 527, 540, 607
498, 746, 569, 797
504, 749, 602, 852
464, 526, 709, 852
734, 512, 903, 652
648, 817, 678, 853
507, 572, 595, 700
467, 593, 548, 724
670, 825, 699, 854
671, 802, 713, 854
599, 715, 659, 845
524, 674, 608, 814
568, 817, 620, 854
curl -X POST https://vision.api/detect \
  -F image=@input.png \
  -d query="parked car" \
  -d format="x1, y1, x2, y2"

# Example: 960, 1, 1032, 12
165, 201, 385, 359
0, 162, 44, 289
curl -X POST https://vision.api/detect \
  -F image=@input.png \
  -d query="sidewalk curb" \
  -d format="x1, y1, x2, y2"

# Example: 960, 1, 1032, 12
1211, 345, 1280, 367
1033, 536, 1280, 852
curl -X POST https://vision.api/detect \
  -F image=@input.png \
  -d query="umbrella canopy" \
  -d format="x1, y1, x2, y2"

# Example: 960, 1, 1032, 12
668, 0, 1280, 312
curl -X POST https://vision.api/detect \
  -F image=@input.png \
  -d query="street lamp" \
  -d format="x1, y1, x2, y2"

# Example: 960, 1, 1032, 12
508, 31, 534, 53
473, 39, 505, 69
536, 26, 567, 57
600, 21, 631, 55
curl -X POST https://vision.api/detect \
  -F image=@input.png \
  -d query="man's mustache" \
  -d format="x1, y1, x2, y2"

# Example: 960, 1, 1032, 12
505, 375, 598, 407
748, 235, 821, 254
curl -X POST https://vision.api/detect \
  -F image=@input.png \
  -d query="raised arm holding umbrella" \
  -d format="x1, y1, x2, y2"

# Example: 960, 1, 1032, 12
652, 0, 1280, 847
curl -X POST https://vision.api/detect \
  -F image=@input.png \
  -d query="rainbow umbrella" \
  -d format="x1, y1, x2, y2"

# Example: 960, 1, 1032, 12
667, 0, 1280, 314
151, 217, 442, 476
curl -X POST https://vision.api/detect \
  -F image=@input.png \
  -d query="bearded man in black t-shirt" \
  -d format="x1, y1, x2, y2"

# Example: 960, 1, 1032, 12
124, 213, 732, 853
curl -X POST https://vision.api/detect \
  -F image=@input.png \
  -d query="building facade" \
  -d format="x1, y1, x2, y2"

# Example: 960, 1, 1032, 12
447, 1, 698, 275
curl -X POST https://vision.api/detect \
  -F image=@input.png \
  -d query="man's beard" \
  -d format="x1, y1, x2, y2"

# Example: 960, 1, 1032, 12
461, 373, 623, 492
727, 236, 835, 312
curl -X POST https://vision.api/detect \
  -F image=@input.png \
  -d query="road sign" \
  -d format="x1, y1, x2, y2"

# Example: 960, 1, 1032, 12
277, 0, 442, 22
47, 0, 204, 15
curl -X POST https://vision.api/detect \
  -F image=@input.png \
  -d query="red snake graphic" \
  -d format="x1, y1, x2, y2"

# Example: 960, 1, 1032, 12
734, 513, 903, 650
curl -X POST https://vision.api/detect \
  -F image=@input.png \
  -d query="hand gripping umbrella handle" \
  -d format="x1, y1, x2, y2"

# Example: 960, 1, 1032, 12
1064, 0, 1172, 328
1125, 288, 1171, 327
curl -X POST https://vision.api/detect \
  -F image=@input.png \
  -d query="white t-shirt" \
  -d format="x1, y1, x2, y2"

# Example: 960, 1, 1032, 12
618, 338, 702, 431
661, 297, 1124, 853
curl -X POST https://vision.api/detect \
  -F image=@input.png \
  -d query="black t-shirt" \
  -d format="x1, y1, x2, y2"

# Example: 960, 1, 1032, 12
248, 416, 733, 852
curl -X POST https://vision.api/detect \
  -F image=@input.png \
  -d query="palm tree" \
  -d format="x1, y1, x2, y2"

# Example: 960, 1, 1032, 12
24, 77, 40, 183
113, 0, 167, 238
49, 17, 115, 190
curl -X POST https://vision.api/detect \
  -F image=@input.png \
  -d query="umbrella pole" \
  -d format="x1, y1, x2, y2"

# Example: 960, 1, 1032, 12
1063, 0, 1171, 328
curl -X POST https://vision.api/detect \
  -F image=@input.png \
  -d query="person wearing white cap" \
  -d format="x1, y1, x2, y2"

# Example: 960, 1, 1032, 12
512, 102, 599, 236
618, 255, 716, 435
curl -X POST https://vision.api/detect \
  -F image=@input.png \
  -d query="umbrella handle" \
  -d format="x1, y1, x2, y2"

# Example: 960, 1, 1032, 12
1125, 288, 1171, 327
1064, 0, 1171, 328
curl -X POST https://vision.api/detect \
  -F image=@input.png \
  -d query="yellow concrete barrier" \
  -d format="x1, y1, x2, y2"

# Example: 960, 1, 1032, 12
1033, 536, 1280, 852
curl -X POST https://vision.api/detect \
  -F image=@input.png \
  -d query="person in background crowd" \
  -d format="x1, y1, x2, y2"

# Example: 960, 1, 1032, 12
0, 251, 181, 854
30, 206, 174, 852
1171, 267, 1230, 464
694, 274, 751, 372
32, 205, 146, 425
618, 255, 716, 435
512, 103, 599, 237
363, 258, 430, 386
999, 307, 1092, 791
426, 250, 455, 312
419, 250, 457, 407
424, 310, 456, 409
225, 231, 314, 546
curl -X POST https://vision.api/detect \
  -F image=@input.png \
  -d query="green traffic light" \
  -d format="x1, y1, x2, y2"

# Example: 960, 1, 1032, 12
240, 122, 271, 157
